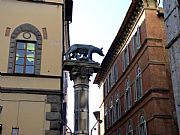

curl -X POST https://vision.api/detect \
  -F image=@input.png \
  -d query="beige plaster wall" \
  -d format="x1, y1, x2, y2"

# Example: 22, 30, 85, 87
0, 0, 63, 76
0, 93, 51, 135
0, 76, 61, 90
0, 1, 64, 134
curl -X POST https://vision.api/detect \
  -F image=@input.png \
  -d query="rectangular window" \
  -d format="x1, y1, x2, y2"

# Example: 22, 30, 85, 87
107, 79, 109, 93
135, 67, 143, 101
14, 40, 36, 74
103, 83, 106, 98
114, 63, 118, 82
109, 73, 112, 89
133, 26, 141, 55
110, 108, 114, 126
105, 115, 108, 131
122, 47, 129, 72
125, 80, 132, 111
12, 128, 19, 135
115, 100, 120, 121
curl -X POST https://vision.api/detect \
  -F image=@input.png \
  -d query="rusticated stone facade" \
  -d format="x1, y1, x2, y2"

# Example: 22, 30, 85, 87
163, 0, 180, 133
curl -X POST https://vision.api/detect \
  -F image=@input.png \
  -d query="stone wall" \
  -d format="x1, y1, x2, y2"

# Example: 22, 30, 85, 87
163, 0, 180, 133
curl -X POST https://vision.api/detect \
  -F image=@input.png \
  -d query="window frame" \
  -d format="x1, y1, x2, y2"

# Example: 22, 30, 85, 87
14, 40, 36, 74
132, 26, 141, 56
125, 79, 132, 112
127, 121, 133, 135
139, 115, 147, 135
8, 23, 42, 75
122, 46, 130, 72
135, 67, 143, 101
113, 63, 118, 83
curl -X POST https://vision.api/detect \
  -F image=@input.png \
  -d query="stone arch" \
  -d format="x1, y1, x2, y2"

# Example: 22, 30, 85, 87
7, 23, 42, 74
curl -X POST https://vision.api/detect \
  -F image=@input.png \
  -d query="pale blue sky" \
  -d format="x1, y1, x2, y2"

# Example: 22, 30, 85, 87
67, 0, 131, 134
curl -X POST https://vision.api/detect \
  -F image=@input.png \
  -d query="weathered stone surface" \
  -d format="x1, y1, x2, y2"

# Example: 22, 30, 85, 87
46, 112, 60, 121
45, 130, 60, 135
164, 1, 180, 133
50, 121, 60, 130
47, 95, 61, 103
51, 103, 61, 112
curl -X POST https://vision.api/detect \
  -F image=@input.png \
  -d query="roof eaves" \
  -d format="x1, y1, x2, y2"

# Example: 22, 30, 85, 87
94, 0, 143, 85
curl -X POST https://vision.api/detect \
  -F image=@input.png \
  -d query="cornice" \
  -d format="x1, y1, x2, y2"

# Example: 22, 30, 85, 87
17, 0, 64, 6
94, 0, 143, 85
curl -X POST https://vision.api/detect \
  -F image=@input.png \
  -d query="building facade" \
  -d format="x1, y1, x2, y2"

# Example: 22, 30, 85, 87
0, 0, 72, 135
163, 0, 180, 133
94, 0, 179, 135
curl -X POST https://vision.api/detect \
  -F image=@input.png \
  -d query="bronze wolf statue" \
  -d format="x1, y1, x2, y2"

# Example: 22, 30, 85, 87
65, 44, 104, 61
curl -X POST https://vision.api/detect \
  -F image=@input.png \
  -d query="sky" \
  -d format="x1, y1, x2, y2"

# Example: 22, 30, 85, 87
67, 0, 131, 134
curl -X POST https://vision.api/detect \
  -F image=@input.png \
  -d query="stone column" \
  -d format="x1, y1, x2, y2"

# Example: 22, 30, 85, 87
63, 61, 100, 135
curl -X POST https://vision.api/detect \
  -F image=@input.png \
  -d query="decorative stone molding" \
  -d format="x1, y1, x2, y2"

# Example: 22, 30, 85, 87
70, 66, 95, 80
47, 95, 61, 103
46, 112, 60, 121
7, 23, 42, 74
46, 95, 62, 134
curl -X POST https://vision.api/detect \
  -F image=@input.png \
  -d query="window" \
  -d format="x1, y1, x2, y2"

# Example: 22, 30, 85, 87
113, 63, 118, 82
109, 73, 112, 89
104, 105, 108, 131
12, 128, 19, 135
135, 67, 143, 101
127, 122, 133, 135
125, 79, 132, 111
103, 81, 106, 97
114, 94, 121, 121
139, 116, 147, 135
117, 128, 121, 135
8, 23, 42, 75
109, 100, 114, 126
132, 26, 141, 56
14, 40, 36, 74
122, 47, 130, 71
107, 79, 109, 94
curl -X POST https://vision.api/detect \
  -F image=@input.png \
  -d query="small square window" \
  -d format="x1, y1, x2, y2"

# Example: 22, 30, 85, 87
12, 128, 19, 135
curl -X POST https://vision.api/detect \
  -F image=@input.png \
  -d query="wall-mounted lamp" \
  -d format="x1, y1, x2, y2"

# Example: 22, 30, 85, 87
91, 111, 102, 135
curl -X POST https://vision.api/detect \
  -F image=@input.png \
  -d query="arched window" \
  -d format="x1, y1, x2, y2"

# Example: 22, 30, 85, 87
8, 23, 42, 75
125, 79, 132, 111
139, 115, 147, 135
135, 67, 143, 101
127, 121, 133, 135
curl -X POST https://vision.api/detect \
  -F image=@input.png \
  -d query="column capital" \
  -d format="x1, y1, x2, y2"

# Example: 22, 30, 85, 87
63, 60, 100, 80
